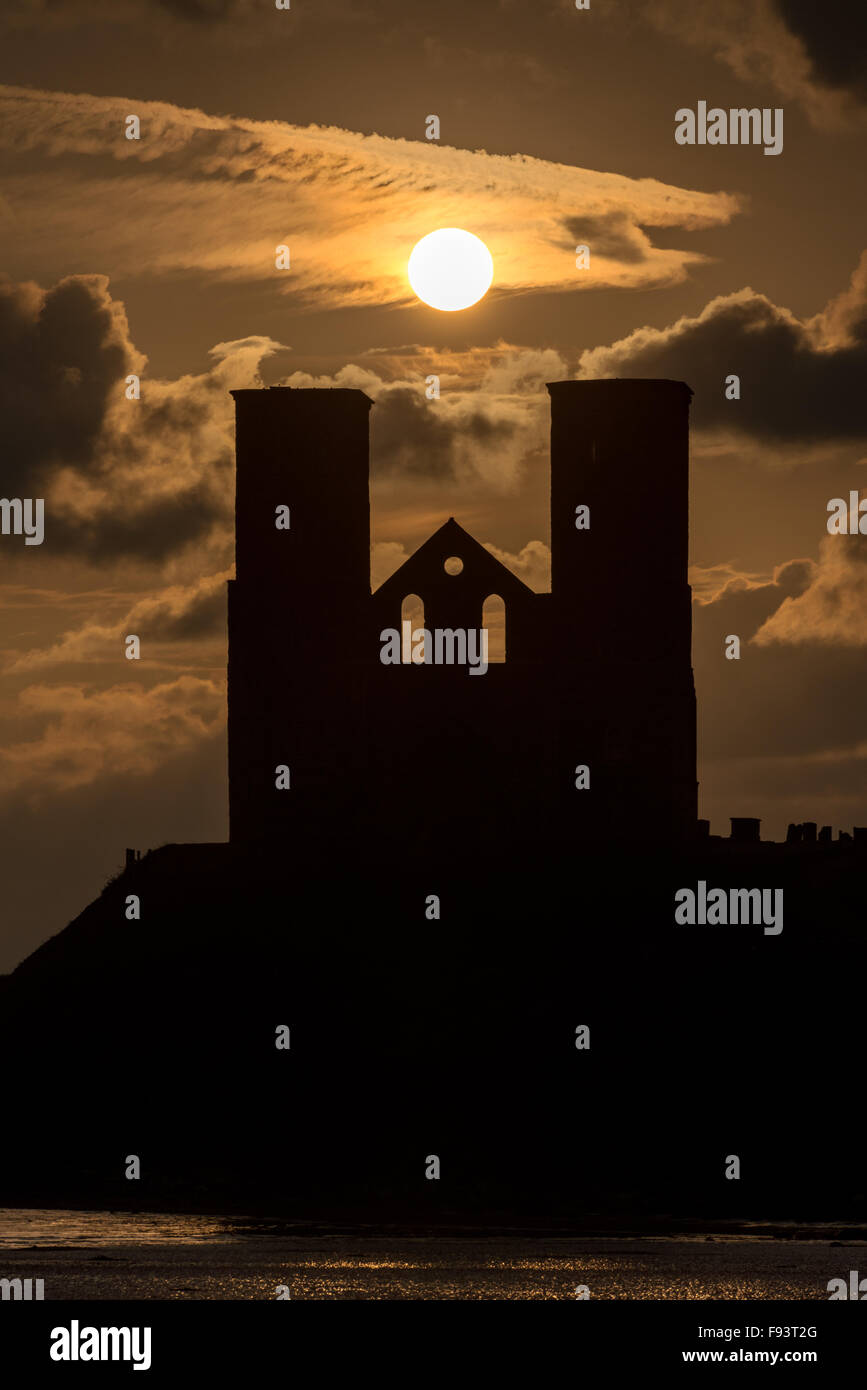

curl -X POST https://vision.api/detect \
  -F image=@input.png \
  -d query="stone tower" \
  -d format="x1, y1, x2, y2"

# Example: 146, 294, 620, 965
227, 379, 697, 852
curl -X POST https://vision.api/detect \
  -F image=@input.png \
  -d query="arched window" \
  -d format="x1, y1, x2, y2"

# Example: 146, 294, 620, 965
481, 594, 506, 663
400, 593, 425, 664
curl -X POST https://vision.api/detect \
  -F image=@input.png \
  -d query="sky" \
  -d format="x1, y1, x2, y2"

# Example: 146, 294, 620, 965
1, 0, 866, 969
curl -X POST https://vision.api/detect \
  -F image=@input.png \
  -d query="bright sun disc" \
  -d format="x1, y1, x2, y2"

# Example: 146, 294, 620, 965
408, 228, 493, 311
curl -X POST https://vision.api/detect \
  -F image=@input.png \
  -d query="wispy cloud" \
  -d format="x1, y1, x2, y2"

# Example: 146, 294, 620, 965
0, 85, 742, 307
646, 0, 867, 127
4, 571, 230, 673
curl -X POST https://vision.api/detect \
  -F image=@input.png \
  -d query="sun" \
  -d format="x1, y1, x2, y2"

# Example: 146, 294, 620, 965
407, 228, 494, 311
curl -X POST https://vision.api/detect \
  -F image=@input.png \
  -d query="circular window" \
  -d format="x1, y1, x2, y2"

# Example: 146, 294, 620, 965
444, 556, 463, 575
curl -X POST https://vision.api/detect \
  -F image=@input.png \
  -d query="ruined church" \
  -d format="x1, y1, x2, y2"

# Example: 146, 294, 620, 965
227, 379, 698, 854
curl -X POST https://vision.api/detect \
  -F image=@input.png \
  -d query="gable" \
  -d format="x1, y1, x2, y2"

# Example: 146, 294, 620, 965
372, 517, 534, 605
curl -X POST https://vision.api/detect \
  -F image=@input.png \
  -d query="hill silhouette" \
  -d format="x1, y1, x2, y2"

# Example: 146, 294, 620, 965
1, 835, 864, 1226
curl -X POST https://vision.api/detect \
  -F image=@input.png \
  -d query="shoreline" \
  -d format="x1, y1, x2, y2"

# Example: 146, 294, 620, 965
3, 1202, 867, 1246
0, 1232, 855, 1300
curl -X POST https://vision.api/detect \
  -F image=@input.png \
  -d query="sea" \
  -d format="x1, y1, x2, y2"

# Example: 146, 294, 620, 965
0, 1209, 862, 1299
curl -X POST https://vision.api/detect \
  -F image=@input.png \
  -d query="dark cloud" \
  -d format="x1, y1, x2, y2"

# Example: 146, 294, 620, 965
690, 545, 867, 834
776, 1, 867, 99
53, 481, 227, 564
2, 0, 255, 24
155, 0, 250, 18
283, 347, 565, 491
0, 274, 282, 566
579, 254, 867, 443
0, 274, 132, 495
148, 580, 227, 641
695, 559, 815, 639
371, 386, 516, 481
693, 557, 867, 767
563, 213, 649, 265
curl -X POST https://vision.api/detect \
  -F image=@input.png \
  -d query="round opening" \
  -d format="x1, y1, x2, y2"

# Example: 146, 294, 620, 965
444, 556, 463, 575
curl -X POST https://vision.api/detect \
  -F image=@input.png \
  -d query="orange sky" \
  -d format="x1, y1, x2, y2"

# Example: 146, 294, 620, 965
1, 0, 866, 969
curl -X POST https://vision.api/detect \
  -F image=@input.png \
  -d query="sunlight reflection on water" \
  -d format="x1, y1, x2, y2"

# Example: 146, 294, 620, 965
0, 1208, 235, 1247
1, 1210, 863, 1299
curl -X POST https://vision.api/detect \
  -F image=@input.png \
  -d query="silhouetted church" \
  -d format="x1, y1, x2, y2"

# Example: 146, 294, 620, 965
6, 381, 866, 1233
227, 379, 697, 852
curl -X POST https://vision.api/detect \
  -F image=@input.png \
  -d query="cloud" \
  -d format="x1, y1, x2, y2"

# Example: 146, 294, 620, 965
0, 270, 560, 573
5, 571, 230, 673
2, 0, 359, 28
774, 1, 867, 102
1, 0, 255, 28
563, 213, 650, 266
483, 540, 550, 592
0, 85, 741, 309
371, 386, 516, 484
577, 253, 867, 444
691, 551, 867, 800
153, 0, 249, 17
693, 557, 815, 633
691, 552, 867, 808
373, 538, 549, 596
0, 271, 286, 564
0, 675, 225, 797
645, 0, 867, 126
47, 334, 260, 564
372, 542, 409, 589
0, 273, 139, 496
284, 344, 568, 490
754, 537, 867, 645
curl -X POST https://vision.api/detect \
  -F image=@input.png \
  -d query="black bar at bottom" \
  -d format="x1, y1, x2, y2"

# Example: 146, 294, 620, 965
0, 1300, 862, 1378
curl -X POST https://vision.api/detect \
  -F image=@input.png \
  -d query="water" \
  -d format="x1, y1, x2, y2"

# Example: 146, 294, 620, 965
0, 1209, 239, 1248
0, 1210, 862, 1299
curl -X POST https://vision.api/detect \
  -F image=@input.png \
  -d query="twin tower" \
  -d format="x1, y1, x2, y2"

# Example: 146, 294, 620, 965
227, 380, 697, 855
